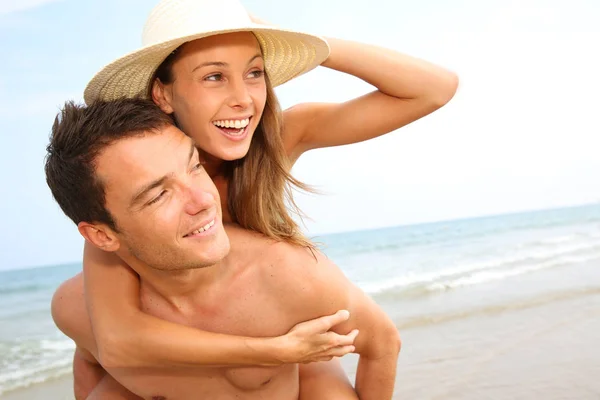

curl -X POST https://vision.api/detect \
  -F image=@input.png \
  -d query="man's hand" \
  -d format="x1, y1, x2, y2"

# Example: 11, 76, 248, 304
275, 310, 359, 364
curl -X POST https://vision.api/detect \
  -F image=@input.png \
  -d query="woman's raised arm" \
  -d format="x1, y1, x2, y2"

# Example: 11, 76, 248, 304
283, 37, 459, 159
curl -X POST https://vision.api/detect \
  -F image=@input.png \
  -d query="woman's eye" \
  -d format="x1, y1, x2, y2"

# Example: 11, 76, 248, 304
192, 162, 205, 171
248, 69, 264, 79
205, 73, 223, 82
147, 190, 166, 205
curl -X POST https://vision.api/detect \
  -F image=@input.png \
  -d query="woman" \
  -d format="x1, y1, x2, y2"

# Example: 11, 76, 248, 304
54, 0, 458, 397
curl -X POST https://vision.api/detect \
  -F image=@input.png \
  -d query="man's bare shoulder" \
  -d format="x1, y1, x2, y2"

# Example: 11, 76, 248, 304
225, 223, 318, 264
242, 233, 330, 278
249, 240, 352, 317
224, 224, 344, 294
51, 274, 99, 355
222, 224, 285, 264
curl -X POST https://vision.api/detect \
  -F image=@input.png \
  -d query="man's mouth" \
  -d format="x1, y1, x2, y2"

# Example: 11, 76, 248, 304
184, 218, 216, 238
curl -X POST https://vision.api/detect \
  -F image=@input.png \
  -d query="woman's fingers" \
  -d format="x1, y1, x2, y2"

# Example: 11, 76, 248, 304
280, 312, 358, 363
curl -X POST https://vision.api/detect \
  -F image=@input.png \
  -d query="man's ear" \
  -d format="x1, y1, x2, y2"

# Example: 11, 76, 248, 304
151, 78, 174, 114
77, 222, 120, 252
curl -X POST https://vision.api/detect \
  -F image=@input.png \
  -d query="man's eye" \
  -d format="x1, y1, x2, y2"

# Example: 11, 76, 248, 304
192, 160, 206, 172
147, 190, 166, 205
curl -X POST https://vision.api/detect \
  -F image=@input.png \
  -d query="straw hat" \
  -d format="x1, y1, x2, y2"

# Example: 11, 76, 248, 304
84, 0, 330, 104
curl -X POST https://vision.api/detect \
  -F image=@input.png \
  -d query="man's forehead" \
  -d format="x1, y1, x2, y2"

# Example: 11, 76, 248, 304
96, 126, 189, 188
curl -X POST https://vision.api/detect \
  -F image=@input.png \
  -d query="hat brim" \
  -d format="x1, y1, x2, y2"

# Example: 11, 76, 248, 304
84, 24, 330, 104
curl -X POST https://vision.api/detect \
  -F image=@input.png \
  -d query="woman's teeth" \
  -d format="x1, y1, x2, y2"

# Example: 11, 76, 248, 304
212, 118, 250, 129
189, 219, 215, 236
226, 128, 245, 136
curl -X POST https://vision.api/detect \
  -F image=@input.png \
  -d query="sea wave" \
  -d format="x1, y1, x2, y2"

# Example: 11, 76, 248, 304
367, 239, 600, 300
324, 209, 600, 259
0, 283, 51, 296
426, 253, 600, 292
0, 338, 74, 395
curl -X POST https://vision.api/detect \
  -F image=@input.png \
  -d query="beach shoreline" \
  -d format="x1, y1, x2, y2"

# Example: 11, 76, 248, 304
7, 273, 600, 399
1, 376, 73, 400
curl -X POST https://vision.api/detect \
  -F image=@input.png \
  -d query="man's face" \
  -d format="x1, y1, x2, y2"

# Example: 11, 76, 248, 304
95, 124, 230, 270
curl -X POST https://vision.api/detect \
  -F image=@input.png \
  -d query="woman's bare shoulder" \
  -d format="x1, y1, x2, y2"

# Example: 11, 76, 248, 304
281, 102, 325, 161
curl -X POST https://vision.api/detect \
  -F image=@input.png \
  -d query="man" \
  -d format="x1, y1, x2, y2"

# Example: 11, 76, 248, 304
46, 98, 401, 399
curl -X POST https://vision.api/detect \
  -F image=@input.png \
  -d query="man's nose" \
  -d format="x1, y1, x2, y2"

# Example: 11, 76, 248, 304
183, 183, 214, 216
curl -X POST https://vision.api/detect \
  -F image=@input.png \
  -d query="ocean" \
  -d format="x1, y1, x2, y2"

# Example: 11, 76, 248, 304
0, 263, 79, 395
2, 203, 600, 397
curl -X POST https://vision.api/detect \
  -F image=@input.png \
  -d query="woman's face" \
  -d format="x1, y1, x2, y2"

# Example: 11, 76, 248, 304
154, 32, 267, 165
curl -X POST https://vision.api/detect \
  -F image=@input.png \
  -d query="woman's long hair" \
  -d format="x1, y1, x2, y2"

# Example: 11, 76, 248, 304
223, 75, 314, 247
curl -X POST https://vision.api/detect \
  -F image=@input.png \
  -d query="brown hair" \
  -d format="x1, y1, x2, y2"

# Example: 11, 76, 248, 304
45, 98, 174, 230
152, 43, 314, 248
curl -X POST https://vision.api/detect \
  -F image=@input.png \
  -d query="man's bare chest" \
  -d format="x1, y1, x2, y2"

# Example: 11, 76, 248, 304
144, 277, 294, 337
126, 281, 299, 399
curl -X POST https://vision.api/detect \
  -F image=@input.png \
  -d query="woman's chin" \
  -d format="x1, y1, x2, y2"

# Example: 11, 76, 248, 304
215, 143, 251, 161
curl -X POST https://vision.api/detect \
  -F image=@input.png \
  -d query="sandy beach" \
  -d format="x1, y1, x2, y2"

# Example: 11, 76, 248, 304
1, 376, 73, 400
373, 259, 600, 399
6, 263, 600, 399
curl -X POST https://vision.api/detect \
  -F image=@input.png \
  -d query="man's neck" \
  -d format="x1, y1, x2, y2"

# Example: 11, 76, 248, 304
121, 254, 228, 311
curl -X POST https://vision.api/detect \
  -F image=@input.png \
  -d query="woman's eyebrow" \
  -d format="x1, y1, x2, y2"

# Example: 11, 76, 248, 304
191, 53, 262, 72
247, 54, 263, 65
192, 61, 227, 73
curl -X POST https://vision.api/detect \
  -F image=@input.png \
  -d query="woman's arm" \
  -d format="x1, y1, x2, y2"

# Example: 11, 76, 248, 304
283, 37, 459, 159
53, 242, 357, 369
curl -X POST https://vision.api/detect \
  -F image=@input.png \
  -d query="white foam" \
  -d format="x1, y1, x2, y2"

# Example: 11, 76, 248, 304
0, 338, 75, 395
363, 235, 600, 296
40, 339, 76, 351
427, 253, 600, 292
0, 360, 72, 395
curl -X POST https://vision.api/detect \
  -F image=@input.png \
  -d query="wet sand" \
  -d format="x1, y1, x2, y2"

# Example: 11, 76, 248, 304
343, 259, 600, 399
1, 376, 73, 400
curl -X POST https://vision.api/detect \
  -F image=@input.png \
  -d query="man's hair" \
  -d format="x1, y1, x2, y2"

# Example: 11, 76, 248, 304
45, 98, 174, 230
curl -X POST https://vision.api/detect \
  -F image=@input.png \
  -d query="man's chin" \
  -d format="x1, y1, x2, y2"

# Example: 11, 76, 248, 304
189, 240, 230, 267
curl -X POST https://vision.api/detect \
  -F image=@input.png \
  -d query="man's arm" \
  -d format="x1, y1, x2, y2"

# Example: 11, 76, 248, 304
299, 359, 358, 400
73, 347, 105, 400
87, 374, 143, 400
54, 280, 143, 399
350, 291, 401, 399
267, 244, 402, 400
73, 346, 142, 399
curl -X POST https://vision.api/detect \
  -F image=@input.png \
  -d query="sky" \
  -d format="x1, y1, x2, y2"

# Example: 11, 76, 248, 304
0, 0, 599, 270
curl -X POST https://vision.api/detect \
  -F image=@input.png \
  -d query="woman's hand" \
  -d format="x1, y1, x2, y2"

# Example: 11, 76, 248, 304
273, 310, 359, 364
